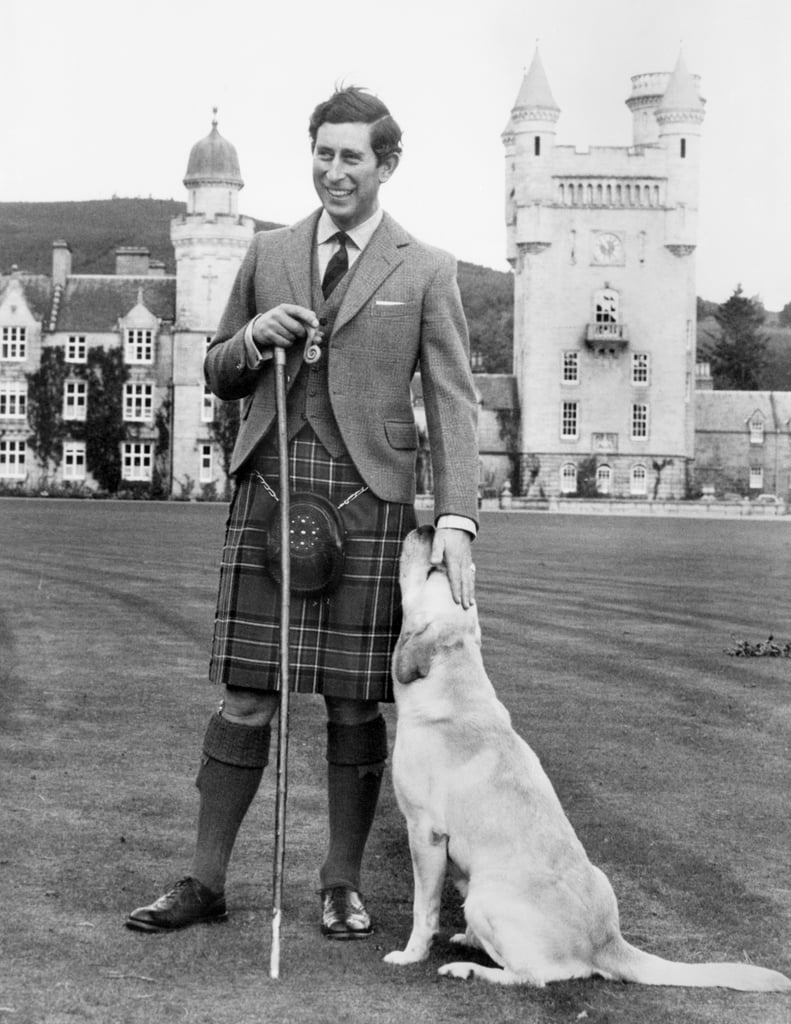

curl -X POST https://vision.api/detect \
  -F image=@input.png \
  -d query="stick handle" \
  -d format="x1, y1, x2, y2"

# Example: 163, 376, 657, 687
270, 344, 290, 980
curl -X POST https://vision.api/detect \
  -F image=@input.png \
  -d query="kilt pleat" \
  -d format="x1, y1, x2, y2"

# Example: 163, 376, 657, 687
208, 429, 416, 702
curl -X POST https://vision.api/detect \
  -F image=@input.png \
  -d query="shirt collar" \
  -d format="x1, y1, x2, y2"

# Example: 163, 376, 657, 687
317, 207, 384, 251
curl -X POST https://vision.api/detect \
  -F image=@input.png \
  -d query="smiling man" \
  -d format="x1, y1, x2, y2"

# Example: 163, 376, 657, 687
126, 86, 479, 942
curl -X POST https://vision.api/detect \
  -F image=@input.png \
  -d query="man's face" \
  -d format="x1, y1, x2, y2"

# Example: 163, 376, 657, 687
312, 121, 397, 231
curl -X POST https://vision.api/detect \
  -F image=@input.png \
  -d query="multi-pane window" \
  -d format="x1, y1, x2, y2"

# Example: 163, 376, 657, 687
749, 465, 764, 490
560, 463, 577, 494
0, 382, 27, 418
202, 385, 215, 423
63, 380, 87, 421
63, 442, 86, 481
561, 401, 579, 440
0, 439, 26, 478
631, 352, 649, 385
596, 464, 612, 495
593, 290, 619, 326
122, 442, 153, 481
1, 326, 27, 360
199, 444, 213, 483
124, 382, 154, 422
749, 415, 764, 445
630, 464, 648, 495
124, 328, 154, 364
67, 335, 87, 363
562, 351, 579, 384
631, 403, 649, 439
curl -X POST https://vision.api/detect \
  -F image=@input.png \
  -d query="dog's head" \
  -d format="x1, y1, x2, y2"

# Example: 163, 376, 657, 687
392, 525, 481, 687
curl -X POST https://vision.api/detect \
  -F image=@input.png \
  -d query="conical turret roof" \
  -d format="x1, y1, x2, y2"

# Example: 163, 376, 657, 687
184, 111, 244, 188
659, 52, 704, 112
512, 48, 560, 113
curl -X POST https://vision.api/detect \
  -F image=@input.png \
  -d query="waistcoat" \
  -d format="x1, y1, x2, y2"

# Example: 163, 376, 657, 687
283, 249, 360, 457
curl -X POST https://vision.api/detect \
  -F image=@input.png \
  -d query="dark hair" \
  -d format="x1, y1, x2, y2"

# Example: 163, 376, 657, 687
308, 86, 402, 164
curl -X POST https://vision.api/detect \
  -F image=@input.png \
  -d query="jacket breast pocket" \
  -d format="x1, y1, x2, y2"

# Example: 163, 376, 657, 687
370, 300, 419, 319
385, 420, 418, 450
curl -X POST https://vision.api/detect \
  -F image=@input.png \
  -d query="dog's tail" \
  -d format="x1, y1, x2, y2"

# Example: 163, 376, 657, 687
596, 938, 791, 991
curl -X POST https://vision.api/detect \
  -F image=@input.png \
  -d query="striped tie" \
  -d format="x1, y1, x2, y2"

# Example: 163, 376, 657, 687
322, 232, 350, 298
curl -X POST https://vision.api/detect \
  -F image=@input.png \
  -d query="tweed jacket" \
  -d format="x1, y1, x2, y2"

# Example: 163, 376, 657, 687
204, 210, 479, 522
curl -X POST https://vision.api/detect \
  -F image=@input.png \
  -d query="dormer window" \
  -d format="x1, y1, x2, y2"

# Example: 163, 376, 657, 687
1, 326, 27, 361
125, 328, 154, 364
748, 414, 764, 445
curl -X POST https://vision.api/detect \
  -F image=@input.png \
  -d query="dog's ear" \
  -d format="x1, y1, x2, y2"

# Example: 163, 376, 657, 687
392, 624, 433, 684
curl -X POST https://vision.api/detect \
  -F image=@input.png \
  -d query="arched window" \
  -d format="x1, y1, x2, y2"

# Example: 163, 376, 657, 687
560, 463, 578, 494
596, 465, 612, 495
630, 464, 648, 496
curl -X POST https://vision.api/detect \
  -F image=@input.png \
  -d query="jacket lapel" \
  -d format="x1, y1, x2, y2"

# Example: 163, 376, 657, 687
333, 214, 408, 334
283, 211, 319, 309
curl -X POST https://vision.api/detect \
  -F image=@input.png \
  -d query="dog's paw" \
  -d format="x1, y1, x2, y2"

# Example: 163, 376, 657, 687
438, 961, 477, 981
383, 947, 429, 966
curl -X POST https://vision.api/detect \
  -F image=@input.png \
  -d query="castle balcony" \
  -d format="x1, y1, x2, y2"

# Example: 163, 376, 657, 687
585, 322, 629, 352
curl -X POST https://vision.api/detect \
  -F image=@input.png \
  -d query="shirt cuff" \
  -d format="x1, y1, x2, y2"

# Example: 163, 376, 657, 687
243, 316, 271, 369
436, 514, 477, 538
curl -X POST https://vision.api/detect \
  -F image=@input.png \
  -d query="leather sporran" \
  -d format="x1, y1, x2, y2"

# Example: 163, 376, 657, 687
264, 491, 346, 595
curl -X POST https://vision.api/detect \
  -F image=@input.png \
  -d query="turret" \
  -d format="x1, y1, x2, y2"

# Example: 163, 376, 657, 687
503, 48, 560, 258
656, 52, 705, 247
183, 110, 244, 220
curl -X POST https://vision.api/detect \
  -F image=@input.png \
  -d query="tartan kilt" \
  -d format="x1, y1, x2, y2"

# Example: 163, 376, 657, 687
209, 428, 417, 702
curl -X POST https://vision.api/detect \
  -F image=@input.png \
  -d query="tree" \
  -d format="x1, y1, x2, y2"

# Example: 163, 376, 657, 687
707, 285, 769, 390
26, 346, 70, 484
208, 399, 240, 500
779, 301, 791, 329
82, 347, 129, 493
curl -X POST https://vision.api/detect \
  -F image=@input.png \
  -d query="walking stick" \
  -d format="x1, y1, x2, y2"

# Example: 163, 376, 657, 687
270, 344, 290, 980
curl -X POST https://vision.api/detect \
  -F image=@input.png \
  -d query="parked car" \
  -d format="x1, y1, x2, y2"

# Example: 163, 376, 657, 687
753, 493, 784, 506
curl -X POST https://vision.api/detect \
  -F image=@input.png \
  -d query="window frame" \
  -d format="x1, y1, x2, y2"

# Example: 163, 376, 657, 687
561, 400, 579, 441
124, 328, 154, 364
1, 326, 28, 361
0, 381, 28, 419
63, 379, 88, 421
123, 382, 154, 422
122, 441, 153, 482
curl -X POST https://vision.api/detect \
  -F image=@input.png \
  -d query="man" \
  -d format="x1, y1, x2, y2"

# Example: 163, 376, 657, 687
127, 86, 479, 939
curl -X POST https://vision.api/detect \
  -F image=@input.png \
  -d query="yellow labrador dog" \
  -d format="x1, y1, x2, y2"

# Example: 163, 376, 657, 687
384, 525, 791, 991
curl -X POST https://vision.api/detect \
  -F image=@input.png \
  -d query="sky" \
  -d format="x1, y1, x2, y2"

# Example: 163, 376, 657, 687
4, 0, 791, 308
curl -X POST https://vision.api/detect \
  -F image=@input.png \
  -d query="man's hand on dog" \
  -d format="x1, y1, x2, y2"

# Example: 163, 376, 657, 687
430, 527, 475, 609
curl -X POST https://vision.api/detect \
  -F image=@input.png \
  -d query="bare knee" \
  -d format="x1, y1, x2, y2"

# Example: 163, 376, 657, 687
324, 696, 380, 726
222, 687, 279, 727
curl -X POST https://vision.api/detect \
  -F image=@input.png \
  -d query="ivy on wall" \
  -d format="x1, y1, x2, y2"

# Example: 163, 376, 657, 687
26, 344, 132, 494
25, 346, 70, 482
80, 347, 130, 493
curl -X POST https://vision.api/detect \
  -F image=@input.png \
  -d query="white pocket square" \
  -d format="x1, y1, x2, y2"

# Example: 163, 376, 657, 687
375, 300, 406, 306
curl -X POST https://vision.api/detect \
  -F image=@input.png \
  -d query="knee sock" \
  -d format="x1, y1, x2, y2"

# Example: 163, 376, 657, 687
189, 712, 271, 894
319, 715, 388, 893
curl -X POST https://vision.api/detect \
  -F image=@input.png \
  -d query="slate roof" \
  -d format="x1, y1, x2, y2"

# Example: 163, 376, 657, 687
695, 389, 791, 431
0, 274, 53, 322
55, 275, 176, 332
412, 372, 518, 411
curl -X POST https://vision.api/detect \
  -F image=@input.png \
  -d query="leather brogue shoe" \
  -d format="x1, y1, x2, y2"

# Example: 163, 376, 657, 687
320, 886, 373, 940
126, 876, 227, 933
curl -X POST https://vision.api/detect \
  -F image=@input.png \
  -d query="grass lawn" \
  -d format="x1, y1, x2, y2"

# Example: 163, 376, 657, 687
1, 499, 789, 1024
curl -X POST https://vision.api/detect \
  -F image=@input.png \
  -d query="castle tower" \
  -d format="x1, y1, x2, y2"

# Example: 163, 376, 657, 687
169, 112, 255, 497
505, 50, 704, 501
